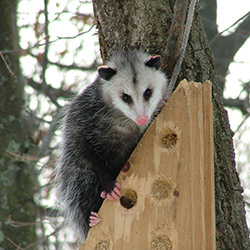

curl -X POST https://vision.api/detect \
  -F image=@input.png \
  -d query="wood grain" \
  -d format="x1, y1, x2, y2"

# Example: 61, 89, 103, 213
81, 80, 215, 250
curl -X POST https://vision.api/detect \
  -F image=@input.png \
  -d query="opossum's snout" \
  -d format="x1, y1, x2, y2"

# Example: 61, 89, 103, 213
136, 116, 149, 126
132, 100, 151, 126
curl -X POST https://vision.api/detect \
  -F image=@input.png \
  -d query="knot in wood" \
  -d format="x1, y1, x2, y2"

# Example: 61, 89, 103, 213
152, 177, 172, 200
161, 132, 177, 148
151, 235, 172, 250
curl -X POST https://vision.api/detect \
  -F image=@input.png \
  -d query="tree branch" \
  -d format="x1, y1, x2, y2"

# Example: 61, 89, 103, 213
38, 111, 63, 158
48, 59, 99, 71
0, 24, 96, 55
27, 78, 74, 99
210, 11, 250, 46
234, 114, 250, 133
223, 97, 250, 115
40, 0, 61, 108
210, 11, 250, 93
0, 51, 16, 78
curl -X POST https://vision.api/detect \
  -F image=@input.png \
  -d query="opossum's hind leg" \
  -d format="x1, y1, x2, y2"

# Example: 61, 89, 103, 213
89, 211, 101, 227
100, 181, 121, 200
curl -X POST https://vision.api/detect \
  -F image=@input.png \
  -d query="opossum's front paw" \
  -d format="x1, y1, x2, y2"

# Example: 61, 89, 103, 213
89, 211, 101, 227
100, 181, 121, 200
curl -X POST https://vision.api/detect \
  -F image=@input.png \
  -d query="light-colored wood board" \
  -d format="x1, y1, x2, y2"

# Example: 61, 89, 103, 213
81, 80, 215, 250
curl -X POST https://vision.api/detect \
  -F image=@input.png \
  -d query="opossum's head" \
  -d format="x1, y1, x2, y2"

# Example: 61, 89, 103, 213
99, 50, 168, 127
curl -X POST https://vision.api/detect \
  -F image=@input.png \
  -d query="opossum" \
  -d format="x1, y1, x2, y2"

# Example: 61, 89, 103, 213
55, 50, 168, 243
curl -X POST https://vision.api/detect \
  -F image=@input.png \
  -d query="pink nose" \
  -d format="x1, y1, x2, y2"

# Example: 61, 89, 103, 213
136, 116, 149, 126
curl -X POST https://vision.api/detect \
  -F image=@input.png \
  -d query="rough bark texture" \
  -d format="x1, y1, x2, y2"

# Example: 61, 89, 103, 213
92, 0, 250, 249
0, 0, 37, 248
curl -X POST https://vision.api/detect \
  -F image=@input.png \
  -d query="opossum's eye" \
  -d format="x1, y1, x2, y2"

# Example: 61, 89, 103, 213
143, 88, 152, 101
122, 93, 133, 104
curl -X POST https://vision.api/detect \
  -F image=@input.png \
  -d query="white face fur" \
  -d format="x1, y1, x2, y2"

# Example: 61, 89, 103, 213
100, 51, 168, 127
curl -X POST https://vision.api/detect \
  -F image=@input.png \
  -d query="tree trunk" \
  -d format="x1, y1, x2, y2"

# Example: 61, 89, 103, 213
0, 0, 37, 248
92, 0, 250, 249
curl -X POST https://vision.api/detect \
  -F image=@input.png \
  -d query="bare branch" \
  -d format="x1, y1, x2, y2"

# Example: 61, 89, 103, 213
6, 237, 25, 250
7, 215, 39, 228
209, 11, 250, 93
38, 110, 63, 158
48, 59, 99, 71
0, 24, 96, 55
41, 0, 49, 89
55, 23, 95, 40
36, 205, 58, 218
234, 114, 250, 133
5, 151, 38, 162
7, 221, 63, 250
40, 0, 61, 108
26, 77, 74, 99
33, 225, 63, 250
223, 97, 250, 115
210, 11, 250, 45
0, 51, 17, 78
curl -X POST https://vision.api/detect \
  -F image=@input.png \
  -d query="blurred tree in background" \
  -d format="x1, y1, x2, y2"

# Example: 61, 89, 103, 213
0, 0, 37, 249
0, 0, 249, 249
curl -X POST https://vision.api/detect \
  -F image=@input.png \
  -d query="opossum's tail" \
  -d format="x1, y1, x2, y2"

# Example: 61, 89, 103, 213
55, 165, 103, 243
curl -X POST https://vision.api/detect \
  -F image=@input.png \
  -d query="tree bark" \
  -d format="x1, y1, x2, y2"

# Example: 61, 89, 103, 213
92, 0, 250, 249
0, 0, 37, 248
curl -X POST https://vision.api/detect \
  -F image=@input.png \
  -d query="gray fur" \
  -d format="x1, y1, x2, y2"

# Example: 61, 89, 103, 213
54, 50, 168, 243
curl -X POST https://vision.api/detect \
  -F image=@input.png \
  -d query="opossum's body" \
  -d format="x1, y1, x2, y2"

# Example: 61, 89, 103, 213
55, 50, 168, 243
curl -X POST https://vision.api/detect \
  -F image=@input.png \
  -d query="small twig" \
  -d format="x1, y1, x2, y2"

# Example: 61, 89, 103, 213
7, 215, 40, 228
5, 151, 38, 162
33, 225, 63, 250
48, 59, 99, 71
0, 24, 96, 55
6, 237, 24, 250
0, 51, 17, 78
56, 23, 95, 39
38, 110, 63, 158
234, 114, 250, 134
41, 0, 49, 90
7, 224, 63, 250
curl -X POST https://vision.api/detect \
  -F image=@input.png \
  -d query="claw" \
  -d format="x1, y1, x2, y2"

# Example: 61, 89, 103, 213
100, 182, 121, 200
89, 211, 101, 227
100, 191, 107, 199
115, 182, 121, 189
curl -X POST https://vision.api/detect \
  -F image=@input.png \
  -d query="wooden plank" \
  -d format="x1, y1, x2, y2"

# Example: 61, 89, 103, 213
202, 80, 215, 250
81, 80, 215, 250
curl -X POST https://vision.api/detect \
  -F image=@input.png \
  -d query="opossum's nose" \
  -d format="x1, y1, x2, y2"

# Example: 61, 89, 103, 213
136, 116, 149, 126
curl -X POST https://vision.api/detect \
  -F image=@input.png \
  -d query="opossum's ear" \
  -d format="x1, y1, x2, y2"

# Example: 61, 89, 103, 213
144, 55, 162, 70
98, 65, 117, 81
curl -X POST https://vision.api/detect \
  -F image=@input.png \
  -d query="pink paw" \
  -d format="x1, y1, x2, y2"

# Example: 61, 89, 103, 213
100, 182, 121, 200
89, 211, 101, 227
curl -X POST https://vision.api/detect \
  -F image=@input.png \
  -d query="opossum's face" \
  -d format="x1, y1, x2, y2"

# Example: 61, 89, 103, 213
99, 52, 168, 127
